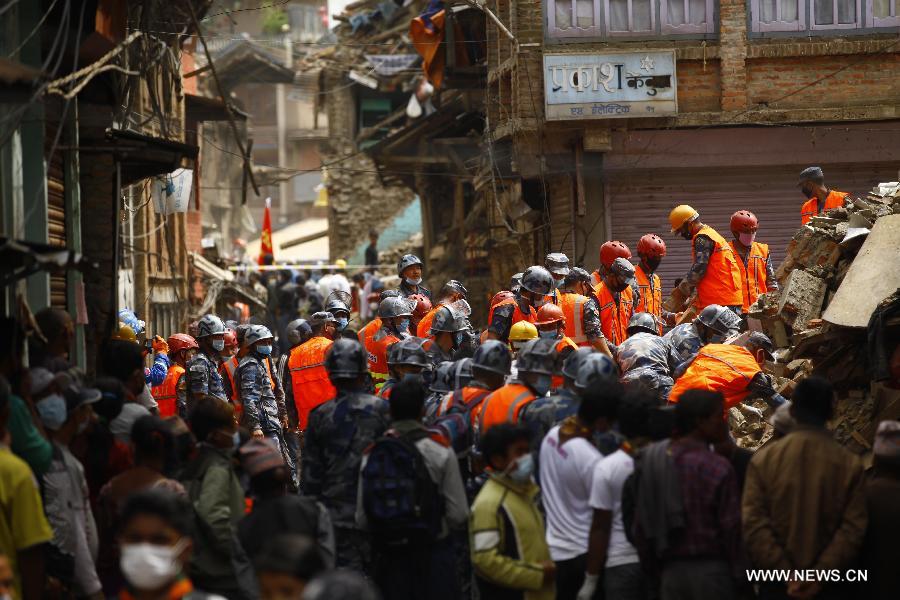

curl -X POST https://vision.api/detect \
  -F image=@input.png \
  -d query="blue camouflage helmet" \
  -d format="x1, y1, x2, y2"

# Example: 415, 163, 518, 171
387, 337, 429, 367
472, 340, 512, 376
561, 347, 595, 380
575, 353, 618, 390
286, 319, 312, 346
324, 338, 369, 378
627, 312, 659, 336
430, 361, 457, 393
516, 337, 558, 376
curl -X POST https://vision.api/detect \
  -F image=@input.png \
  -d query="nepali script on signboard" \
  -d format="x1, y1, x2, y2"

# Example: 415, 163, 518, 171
543, 51, 677, 121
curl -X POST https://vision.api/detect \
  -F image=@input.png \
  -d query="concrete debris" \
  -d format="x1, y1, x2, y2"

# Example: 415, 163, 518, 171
738, 183, 900, 455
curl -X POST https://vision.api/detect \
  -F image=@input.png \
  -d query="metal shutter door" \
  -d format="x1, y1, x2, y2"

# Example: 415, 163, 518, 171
607, 163, 897, 293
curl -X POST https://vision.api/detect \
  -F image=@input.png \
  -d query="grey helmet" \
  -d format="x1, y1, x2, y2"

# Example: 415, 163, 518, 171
224, 319, 239, 331
397, 254, 423, 276
696, 304, 742, 336
564, 266, 592, 287
309, 312, 338, 328
379, 289, 401, 302
234, 323, 251, 346
520, 266, 554, 296
324, 338, 369, 379
286, 319, 312, 346
627, 312, 659, 336
575, 353, 619, 390
510, 272, 524, 291
324, 290, 352, 316
440, 279, 468, 299
430, 361, 456, 393
545, 252, 570, 276
429, 299, 471, 334
471, 340, 512, 376
378, 296, 414, 319
452, 358, 474, 389
242, 324, 274, 349
196, 314, 225, 338
387, 337, 429, 368
561, 346, 595, 380
516, 337, 557, 376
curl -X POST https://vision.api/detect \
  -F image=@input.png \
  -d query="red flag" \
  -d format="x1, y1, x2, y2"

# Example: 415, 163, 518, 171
258, 197, 273, 265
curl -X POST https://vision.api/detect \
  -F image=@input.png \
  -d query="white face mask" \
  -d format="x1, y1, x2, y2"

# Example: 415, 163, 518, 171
404, 277, 422, 287
120, 539, 186, 589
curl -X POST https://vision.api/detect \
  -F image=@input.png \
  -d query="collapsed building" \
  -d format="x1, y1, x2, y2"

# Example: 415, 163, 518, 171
732, 184, 900, 454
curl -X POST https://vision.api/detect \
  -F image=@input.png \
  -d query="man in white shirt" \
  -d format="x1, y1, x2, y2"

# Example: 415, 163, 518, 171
582, 391, 655, 600
539, 381, 622, 600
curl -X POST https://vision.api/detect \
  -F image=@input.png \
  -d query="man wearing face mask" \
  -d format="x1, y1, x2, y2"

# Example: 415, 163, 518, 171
186, 315, 228, 409
533, 304, 578, 389
557, 268, 613, 357
40, 384, 103, 600
117, 489, 223, 600
417, 280, 467, 338
427, 302, 472, 368
152, 334, 198, 419
378, 337, 429, 400
668, 204, 744, 314
665, 304, 742, 378
486, 266, 554, 343
289, 313, 338, 435
798, 166, 849, 225
475, 338, 558, 439
669, 332, 787, 416
369, 297, 415, 390
397, 254, 432, 302
470, 423, 555, 600
635, 234, 675, 331
594, 258, 638, 348
324, 291, 354, 338
545, 253, 571, 300
237, 326, 288, 456
728, 211, 778, 315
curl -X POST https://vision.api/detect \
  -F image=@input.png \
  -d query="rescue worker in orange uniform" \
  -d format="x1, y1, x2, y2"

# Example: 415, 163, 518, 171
669, 204, 744, 314
798, 166, 849, 225
728, 210, 779, 314
288, 311, 338, 431
634, 233, 676, 332
436, 340, 511, 425
480, 291, 515, 343
426, 300, 472, 368
324, 290, 354, 340
151, 333, 198, 418
669, 332, 786, 417
378, 337, 429, 400
485, 266, 554, 343
277, 318, 312, 489
367, 296, 414, 389
557, 267, 613, 357
409, 293, 432, 338
417, 280, 467, 338
593, 257, 638, 347
533, 303, 578, 390
590, 240, 631, 288
358, 289, 401, 352
474, 337, 557, 439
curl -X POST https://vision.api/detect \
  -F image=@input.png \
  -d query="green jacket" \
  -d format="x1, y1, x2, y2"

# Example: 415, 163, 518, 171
180, 444, 247, 597
469, 473, 554, 600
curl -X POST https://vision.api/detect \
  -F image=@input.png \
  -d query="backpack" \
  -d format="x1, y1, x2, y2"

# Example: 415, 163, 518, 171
361, 428, 443, 549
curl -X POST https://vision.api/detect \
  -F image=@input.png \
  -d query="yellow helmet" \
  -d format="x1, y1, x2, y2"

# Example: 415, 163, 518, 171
509, 320, 538, 342
112, 322, 137, 343
335, 258, 347, 269
669, 204, 699, 233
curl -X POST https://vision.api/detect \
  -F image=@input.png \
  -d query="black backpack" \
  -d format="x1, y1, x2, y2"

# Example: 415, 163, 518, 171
361, 428, 443, 548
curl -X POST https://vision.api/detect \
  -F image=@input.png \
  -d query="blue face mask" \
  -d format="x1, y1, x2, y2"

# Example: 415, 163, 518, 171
531, 374, 552, 397
508, 453, 535, 484
538, 329, 557, 340
397, 318, 410, 333
337, 317, 349, 331
256, 344, 272, 356
36, 394, 67, 430
211, 339, 225, 352
453, 331, 466, 348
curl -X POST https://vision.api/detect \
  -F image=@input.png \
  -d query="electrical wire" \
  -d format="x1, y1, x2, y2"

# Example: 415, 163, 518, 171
3, 0, 60, 58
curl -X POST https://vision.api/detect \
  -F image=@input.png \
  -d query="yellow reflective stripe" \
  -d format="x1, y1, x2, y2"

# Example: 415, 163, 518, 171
289, 362, 326, 372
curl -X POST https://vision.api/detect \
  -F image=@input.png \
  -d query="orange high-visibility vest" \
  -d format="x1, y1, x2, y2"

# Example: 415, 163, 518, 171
416, 304, 443, 339
219, 356, 243, 418
634, 265, 663, 334
288, 336, 336, 430
594, 281, 633, 346
491, 297, 536, 339
359, 317, 382, 348
436, 386, 493, 426
476, 383, 536, 436
151, 364, 184, 418
668, 344, 762, 412
552, 337, 578, 389
590, 270, 602, 288
368, 327, 400, 387
557, 292, 590, 346
729, 240, 771, 314
691, 225, 743, 311
801, 190, 848, 225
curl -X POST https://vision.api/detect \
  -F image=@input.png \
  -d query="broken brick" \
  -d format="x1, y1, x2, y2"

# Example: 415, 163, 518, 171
777, 269, 827, 329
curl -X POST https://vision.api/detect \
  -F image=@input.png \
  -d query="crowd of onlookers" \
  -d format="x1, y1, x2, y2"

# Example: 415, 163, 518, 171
1, 301, 899, 600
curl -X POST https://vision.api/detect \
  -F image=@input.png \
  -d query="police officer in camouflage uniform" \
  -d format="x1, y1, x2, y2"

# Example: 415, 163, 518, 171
617, 312, 680, 403
278, 318, 312, 488
300, 338, 390, 574
186, 314, 227, 409
665, 304, 742, 377
558, 267, 613, 356
427, 301, 471, 368
237, 325, 290, 460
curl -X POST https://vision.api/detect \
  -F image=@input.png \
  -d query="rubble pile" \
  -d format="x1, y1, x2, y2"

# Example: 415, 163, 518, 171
739, 183, 900, 453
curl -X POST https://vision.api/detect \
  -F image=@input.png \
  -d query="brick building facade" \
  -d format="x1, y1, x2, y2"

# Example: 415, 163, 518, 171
480, 0, 900, 292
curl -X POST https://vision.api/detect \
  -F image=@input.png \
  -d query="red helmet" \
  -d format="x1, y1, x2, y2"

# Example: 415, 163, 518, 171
730, 210, 758, 234
408, 293, 432, 319
490, 290, 514, 308
223, 328, 238, 350
637, 234, 667, 259
167, 333, 199, 354
534, 303, 565, 326
599, 241, 632, 268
